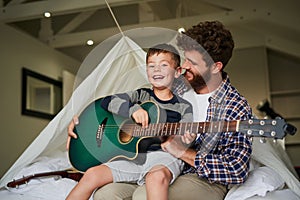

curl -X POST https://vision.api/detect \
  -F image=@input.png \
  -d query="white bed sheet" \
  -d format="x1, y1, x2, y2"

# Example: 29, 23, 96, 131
0, 179, 77, 200
246, 189, 300, 200
0, 142, 300, 200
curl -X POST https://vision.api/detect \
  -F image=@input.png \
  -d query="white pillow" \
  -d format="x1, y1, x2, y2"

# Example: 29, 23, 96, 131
225, 166, 285, 200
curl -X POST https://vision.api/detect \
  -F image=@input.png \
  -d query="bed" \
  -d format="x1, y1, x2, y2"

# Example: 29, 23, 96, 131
0, 138, 299, 200
0, 33, 299, 200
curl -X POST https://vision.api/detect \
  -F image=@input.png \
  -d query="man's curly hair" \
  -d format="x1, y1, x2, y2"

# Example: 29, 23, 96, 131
177, 21, 234, 69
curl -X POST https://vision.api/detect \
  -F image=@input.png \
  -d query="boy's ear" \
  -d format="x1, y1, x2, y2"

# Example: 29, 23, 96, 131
175, 67, 181, 78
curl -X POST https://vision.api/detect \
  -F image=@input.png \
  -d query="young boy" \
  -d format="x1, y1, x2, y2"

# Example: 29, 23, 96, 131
66, 43, 193, 200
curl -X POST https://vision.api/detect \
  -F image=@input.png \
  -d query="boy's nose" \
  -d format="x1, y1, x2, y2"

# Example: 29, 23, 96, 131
153, 65, 161, 71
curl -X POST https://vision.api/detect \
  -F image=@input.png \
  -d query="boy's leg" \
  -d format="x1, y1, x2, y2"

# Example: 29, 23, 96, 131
66, 165, 113, 200
137, 151, 183, 185
139, 151, 183, 200
93, 160, 143, 200
133, 173, 227, 200
145, 165, 172, 200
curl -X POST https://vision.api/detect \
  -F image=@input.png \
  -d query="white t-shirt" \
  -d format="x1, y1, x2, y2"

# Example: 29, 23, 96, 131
182, 88, 215, 122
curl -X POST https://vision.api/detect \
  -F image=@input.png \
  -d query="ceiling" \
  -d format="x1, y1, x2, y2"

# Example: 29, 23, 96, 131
1, 0, 300, 62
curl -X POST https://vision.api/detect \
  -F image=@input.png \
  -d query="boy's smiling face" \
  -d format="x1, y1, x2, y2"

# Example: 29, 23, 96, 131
146, 52, 178, 90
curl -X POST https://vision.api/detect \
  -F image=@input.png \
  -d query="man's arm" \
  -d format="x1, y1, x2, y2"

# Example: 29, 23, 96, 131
192, 132, 252, 184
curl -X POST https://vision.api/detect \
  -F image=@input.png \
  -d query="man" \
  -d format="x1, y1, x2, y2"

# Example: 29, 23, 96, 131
93, 20, 253, 200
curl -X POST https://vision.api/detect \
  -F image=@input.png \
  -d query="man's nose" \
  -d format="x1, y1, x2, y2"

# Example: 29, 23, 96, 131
181, 60, 191, 70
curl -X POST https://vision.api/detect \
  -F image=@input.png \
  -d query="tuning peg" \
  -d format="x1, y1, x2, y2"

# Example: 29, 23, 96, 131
259, 130, 264, 136
259, 137, 266, 143
271, 131, 276, 137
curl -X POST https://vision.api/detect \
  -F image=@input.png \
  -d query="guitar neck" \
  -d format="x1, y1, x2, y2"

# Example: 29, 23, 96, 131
127, 121, 240, 137
7, 170, 83, 188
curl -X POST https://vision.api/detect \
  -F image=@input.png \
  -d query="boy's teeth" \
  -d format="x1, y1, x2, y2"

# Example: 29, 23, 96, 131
153, 75, 164, 79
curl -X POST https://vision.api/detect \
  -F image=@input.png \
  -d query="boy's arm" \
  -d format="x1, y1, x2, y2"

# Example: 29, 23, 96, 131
100, 91, 140, 118
100, 89, 150, 127
179, 100, 193, 123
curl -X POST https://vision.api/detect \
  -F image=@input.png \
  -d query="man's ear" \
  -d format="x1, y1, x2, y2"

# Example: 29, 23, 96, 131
212, 62, 223, 73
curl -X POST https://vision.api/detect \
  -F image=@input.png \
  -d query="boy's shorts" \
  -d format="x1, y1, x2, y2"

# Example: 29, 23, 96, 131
104, 150, 184, 185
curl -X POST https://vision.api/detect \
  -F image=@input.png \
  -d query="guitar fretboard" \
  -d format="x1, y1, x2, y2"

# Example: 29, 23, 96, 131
123, 121, 240, 137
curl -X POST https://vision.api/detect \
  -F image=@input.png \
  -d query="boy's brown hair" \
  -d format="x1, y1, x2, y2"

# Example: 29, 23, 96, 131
146, 43, 181, 68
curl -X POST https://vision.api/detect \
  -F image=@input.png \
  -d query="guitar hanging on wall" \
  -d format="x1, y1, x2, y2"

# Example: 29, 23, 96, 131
68, 98, 291, 172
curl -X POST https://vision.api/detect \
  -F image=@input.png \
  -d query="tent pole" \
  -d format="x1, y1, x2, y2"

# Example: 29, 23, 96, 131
105, 0, 125, 37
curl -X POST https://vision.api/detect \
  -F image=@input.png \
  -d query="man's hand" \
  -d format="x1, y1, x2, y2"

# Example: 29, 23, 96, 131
161, 132, 197, 166
66, 116, 79, 150
132, 108, 149, 128
181, 131, 197, 145
161, 135, 187, 158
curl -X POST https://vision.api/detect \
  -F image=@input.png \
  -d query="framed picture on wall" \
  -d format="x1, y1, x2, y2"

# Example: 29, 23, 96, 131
21, 67, 63, 120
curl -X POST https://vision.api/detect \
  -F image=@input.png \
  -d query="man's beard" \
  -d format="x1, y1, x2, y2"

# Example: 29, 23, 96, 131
186, 70, 211, 92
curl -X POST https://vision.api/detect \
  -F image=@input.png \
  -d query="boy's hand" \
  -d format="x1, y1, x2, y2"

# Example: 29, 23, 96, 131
66, 116, 79, 150
132, 108, 149, 128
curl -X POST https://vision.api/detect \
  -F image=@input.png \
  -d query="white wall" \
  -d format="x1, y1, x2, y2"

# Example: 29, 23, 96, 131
0, 24, 80, 177
229, 47, 300, 167
227, 46, 270, 117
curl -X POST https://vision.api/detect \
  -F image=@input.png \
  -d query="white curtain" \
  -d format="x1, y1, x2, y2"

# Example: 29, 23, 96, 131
62, 70, 76, 106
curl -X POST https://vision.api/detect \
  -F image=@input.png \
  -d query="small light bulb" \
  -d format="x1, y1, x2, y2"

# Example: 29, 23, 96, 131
44, 12, 51, 18
178, 27, 185, 33
86, 39, 94, 46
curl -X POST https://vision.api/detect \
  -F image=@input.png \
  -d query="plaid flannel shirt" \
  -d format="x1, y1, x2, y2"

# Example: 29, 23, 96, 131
173, 72, 253, 186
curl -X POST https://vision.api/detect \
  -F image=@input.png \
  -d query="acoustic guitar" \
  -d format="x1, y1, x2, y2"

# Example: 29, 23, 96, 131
69, 98, 288, 172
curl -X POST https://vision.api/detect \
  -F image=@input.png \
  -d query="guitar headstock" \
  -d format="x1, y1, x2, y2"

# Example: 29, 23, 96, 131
239, 119, 287, 139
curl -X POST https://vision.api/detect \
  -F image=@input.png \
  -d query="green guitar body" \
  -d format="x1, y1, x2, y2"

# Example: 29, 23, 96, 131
69, 98, 160, 172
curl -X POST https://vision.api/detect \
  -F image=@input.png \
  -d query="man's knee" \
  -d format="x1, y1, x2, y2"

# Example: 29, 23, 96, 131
169, 174, 227, 200
93, 183, 137, 200
132, 185, 147, 200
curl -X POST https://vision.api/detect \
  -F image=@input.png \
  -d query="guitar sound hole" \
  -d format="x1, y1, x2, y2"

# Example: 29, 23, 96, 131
119, 131, 133, 143
119, 121, 134, 143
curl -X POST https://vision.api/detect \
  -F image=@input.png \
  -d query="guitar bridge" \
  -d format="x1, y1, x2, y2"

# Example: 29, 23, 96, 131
96, 118, 107, 147
96, 124, 104, 147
